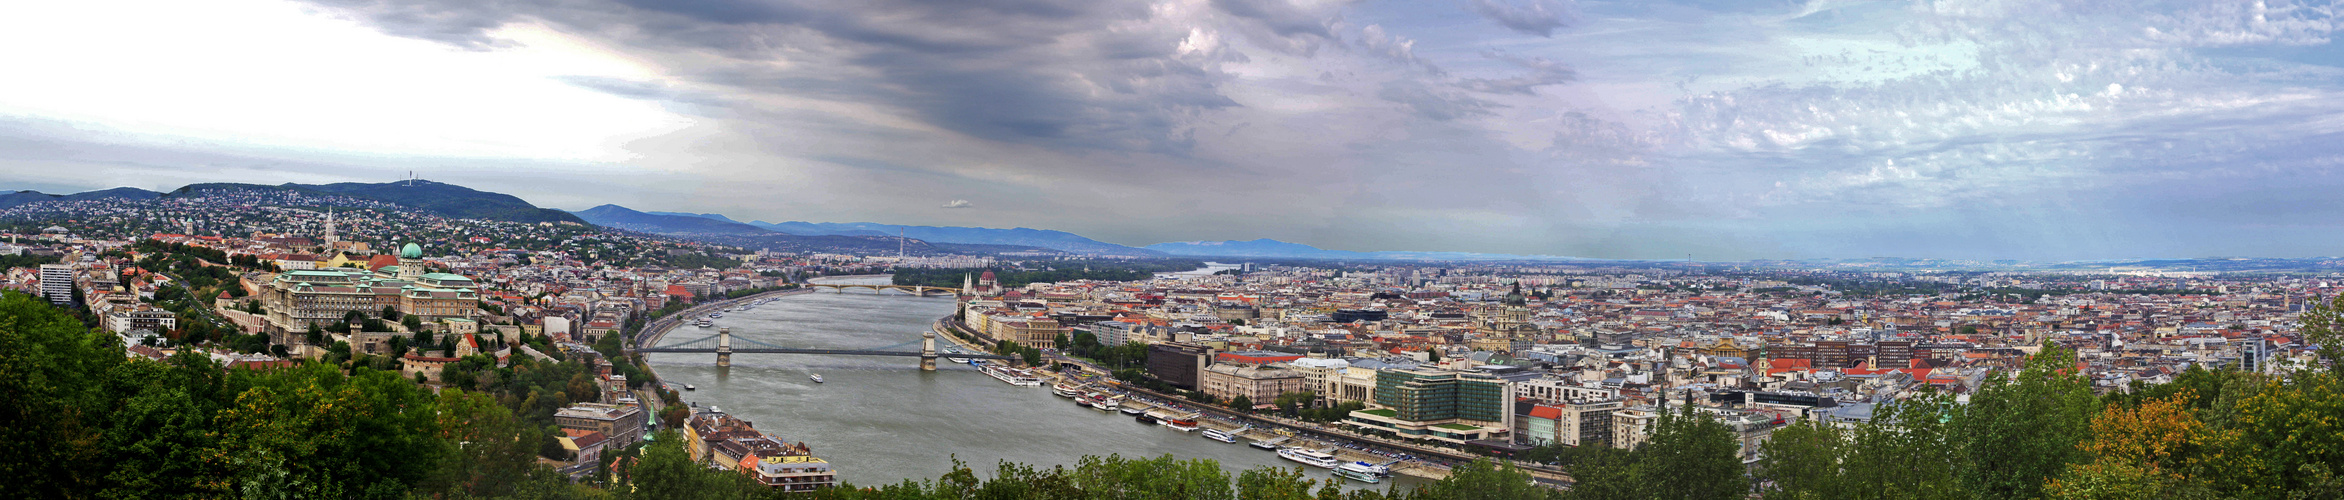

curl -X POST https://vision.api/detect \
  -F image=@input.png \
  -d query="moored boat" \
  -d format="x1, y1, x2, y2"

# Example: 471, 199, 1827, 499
1277, 448, 1340, 469
1165, 415, 1201, 432
810, 374, 824, 383
1119, 406, 1146, 416
1250, 436, 1290, 451
683, 384, 696, 391
1201, 428, 1236, 443
1135, 414, 1159, 425
1052, 384, 1081, 398
1334, 462, 1384, 483
979, 363, 1044, 386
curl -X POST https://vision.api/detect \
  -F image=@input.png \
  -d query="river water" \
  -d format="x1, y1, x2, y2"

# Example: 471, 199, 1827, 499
644, 276, 1420, 492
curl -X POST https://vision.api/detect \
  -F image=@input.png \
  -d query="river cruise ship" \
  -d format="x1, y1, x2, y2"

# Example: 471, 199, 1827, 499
1277, 448, 1341, 469
978, 363, 1043, 386
1335, 462, 1389, 483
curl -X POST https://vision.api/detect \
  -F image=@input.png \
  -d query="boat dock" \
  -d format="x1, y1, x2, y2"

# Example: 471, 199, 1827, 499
1115, 400, 1450, 480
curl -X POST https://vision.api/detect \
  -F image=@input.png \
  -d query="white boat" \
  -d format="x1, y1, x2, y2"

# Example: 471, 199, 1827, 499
1052, 384, 1082, 398
810, 374, 824, 383
979, 364, 1044, 386
1278, 448, 1340, 469
683, 384, 696, 391
1335, 462, 1384, 483
1201, 428, 1236, 443
1098, 396, 1121, 411
694, 319, 713, 328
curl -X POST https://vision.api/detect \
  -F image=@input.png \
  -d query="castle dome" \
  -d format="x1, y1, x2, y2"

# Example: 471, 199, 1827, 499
400, 243, 423, 259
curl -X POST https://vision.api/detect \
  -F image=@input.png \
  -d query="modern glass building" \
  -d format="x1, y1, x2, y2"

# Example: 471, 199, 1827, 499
1347, 369, 1514, 444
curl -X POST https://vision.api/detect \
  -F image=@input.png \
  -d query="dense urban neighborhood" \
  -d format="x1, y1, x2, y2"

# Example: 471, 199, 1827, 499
1, 184, 2340, 499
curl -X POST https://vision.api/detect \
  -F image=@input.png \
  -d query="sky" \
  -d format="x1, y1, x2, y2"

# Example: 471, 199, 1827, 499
2, 0, 2342, 261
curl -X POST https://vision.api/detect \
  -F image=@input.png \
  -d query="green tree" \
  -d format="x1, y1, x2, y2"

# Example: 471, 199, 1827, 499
627, 429, 759, 499
1229, 394, 1255, 412
660, 404, 690, 430
1641, 406, 1747, 500
1953, 342, 2099, 499
419, 388, 542, 498
1235, 465, 1317, 500
402, 313, 424, 333
2298, 293, 2344, 375
1415, 459, 1559, 500
1758, 419, 1848, 500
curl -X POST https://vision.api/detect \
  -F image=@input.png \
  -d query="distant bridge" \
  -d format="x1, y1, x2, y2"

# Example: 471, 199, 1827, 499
632, 327, 1012, 370
803, 283, 960, 296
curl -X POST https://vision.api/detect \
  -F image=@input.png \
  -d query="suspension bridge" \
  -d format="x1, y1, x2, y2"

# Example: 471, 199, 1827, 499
632, 327, 1014, 371
802, 283, 960, 296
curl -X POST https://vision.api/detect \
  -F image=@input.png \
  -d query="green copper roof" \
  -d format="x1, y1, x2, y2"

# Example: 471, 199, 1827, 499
400, 242, 423, 259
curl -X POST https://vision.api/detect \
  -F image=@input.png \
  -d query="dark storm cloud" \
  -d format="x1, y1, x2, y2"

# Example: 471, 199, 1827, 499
116, 0, 2344, 260
307, 0, 1237, 152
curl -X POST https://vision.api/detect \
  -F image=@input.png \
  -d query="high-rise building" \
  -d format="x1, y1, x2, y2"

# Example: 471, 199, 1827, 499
38, 263, 75, 305
1345, 369, 1514, 444
1146, 342, 1215, 390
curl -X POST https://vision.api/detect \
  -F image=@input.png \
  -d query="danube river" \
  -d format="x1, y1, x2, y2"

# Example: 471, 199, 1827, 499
644, 275, 1420, 491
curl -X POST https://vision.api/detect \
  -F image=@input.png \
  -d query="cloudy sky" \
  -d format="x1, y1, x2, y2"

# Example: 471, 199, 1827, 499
3, 0, 2342, 260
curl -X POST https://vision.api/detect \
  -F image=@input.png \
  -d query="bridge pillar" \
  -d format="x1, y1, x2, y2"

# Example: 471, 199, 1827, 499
717, 327, 732, 367
920, 330, 939, 371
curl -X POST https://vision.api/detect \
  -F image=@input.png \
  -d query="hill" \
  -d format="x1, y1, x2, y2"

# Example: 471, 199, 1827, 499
0, 187, 163, 209
160, 181, 584, 224
294, 180, 583, 224
572, 205, 771, 235
744, 220, 1153, 255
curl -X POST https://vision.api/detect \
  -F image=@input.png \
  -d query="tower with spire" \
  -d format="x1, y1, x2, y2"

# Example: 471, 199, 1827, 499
323, 209, 338, 244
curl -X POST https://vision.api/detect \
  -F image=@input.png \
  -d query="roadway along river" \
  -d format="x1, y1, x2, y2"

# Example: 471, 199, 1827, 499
645, 276, 1423, 492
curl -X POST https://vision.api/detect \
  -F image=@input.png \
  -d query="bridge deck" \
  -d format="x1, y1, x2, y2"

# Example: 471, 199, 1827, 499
635, 347, 1016, 360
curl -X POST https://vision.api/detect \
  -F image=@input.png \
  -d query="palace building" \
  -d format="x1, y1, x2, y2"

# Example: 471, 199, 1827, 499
260, 242, 482, 351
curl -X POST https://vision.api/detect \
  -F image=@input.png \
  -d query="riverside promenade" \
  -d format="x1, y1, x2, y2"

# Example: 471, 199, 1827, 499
633, 287, 812, 350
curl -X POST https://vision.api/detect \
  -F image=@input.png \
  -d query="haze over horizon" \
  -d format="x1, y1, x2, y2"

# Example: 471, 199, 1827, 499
3, 0, 2341, 261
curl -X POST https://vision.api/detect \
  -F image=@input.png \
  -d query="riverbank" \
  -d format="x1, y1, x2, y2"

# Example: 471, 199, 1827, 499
633, 287, 813, 350
933, 313, 1484, 483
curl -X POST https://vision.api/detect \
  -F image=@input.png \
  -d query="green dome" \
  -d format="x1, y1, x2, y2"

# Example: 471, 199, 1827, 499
400, 243, 423, 259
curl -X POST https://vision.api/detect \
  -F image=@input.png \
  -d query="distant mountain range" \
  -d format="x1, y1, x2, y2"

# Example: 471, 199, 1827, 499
579, 208, 1160, 256
576, 205, 769, 235
1144, 238, 1590, 262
